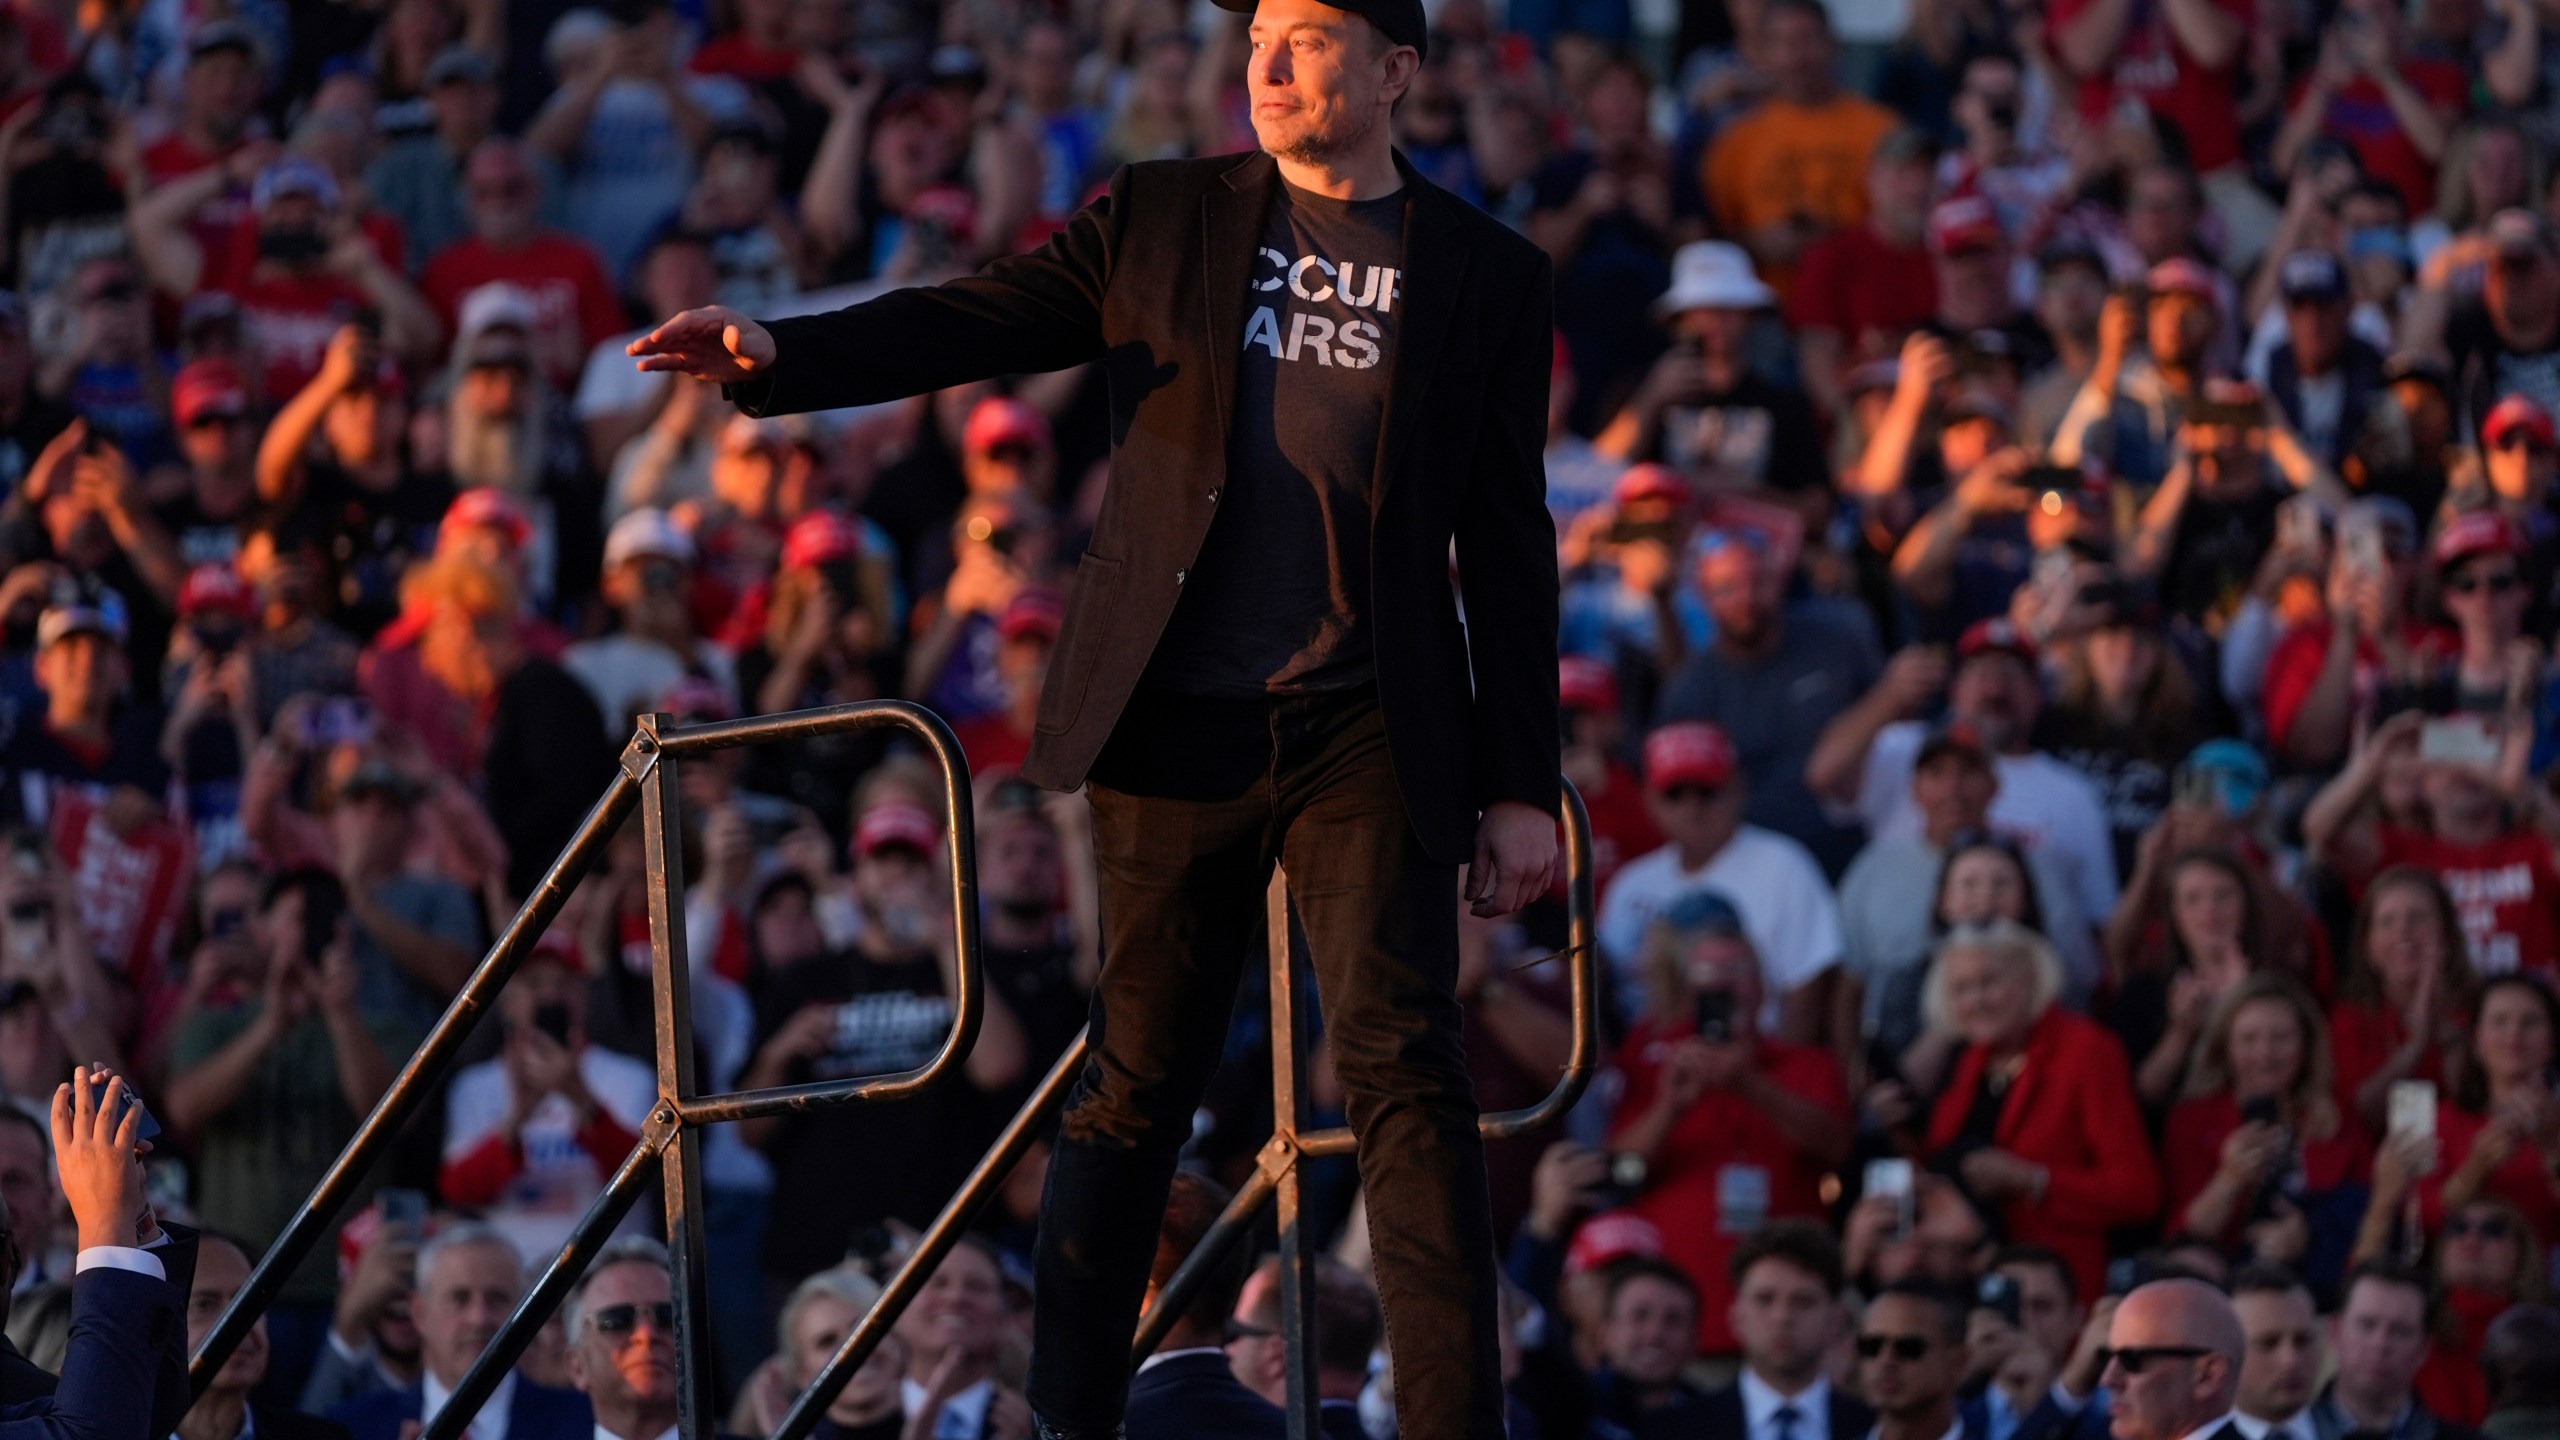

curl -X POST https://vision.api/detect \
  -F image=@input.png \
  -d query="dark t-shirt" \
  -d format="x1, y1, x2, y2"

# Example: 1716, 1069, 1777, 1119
293, 461, 455, 641
1146, 179, 1403, 697
1651, 372, 1829, 492
2448, 299, 2560, 442
2161, 476, 2285, 628
755, 946, 998, 1276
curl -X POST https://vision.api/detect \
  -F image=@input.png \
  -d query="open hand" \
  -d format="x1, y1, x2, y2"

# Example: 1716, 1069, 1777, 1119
629, 306, 777, 384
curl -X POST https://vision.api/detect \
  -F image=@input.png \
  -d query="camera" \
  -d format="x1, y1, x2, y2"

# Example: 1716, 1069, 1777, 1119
1976, 1271, 2022, 1327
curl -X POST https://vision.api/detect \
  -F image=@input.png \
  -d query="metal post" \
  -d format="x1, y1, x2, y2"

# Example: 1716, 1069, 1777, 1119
635, 715, 719, 1440
1266, 871, 1320, 1440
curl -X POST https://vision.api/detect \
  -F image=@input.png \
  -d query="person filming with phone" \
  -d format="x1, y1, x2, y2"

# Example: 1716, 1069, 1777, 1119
438, 935, 656, 1263
1600, 889, 1852, 1355
1, 1065, 200, 1440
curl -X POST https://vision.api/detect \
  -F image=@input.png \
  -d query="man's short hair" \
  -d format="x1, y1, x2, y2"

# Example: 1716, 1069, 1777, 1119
1151, 1170, 1246, 1343
1991, 1244, 2076, 1306
2228, 1263, 2310, 1303
562, 1236, 671, 1335
1761, 0, 1833, 33
1602, 1255, 1700, 1316
2341, 1258, 2436, 1330
1730, 1219, 1845, 1295
416, 1220, 522, 1293
0, 1105, 51, 1172
2481, 1304, 2560, 1410
1870, 1279, 1968, 1344
1310, 1260, 1382, 1380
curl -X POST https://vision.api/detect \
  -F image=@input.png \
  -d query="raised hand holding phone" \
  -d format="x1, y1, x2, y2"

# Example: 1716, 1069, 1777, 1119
52, 1064, 149, 1249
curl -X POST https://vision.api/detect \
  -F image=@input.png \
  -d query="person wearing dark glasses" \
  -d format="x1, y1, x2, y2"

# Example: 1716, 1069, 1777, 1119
564, 1239, 677, 1440
2426, 1198, 2542, 1427
1852, 1283, 1975, 1440
2091, 1278, 2245, 1440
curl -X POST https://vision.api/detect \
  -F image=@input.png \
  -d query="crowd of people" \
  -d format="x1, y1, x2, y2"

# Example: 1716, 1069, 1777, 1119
10, 0, 2560, 1432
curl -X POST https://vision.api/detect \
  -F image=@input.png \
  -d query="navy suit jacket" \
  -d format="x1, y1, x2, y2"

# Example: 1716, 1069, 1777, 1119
1692, 1381, 1878, 1440
257, 1406, 356, 1440
0, 1235, 196, 1440
1318, 1399, 1365, 1440
1124, 1353, 1285, 1440
330, 1380, 593, 1440
0, 1338, 54, 1406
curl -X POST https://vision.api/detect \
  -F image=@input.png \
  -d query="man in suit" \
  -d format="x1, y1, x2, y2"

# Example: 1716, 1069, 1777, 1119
562, 1239, 678, 1440
629, 0, 1560, 1428
2098, 1279, 2245, 1440
1699, 1223, 1874, 1440
2308, 1263, 2483, 1440
178, 1233, 355, 1440
3, 1068, 197, 1440
1125, 1173, 1283, 1440
1582, 1258, 1713, 1438
1855, 1284, 1981, 1440
1228, 1257, 1381, 1440
330, 1223, 592, 1440
2229, 1267, 2322, 1440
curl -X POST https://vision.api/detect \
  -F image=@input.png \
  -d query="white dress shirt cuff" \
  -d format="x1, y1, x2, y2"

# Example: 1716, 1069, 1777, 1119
74, 1245, 167, 1281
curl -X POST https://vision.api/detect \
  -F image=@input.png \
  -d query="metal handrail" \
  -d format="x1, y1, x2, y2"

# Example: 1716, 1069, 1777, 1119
188, 700, 986, 1431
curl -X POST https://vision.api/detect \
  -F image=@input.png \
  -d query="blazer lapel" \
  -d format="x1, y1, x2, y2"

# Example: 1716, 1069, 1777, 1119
1202, 151, 1279, 449
1372, 151, 1471, 505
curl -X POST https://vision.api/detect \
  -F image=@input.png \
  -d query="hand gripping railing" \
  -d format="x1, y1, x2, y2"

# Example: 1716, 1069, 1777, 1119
768, 780, 1598, 1440
187, 701, 986, 1440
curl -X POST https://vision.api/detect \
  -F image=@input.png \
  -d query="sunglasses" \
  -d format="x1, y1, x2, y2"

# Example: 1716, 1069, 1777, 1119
588, 1301, 675, 1336
2445, 1213, 2515, 1241
2490, 431, 2556, 453
2098, 1345, 2211, 1375
2447, 570, 2522, 595
1658, 784, 1723, 804
1857, 1333, 1934, 1361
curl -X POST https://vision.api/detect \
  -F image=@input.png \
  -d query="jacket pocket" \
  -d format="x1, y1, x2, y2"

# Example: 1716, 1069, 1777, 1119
1033, 552, 1125, 736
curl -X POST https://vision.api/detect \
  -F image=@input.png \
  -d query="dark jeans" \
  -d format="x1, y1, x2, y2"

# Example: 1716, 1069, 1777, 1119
1027, 685, 1504, 1439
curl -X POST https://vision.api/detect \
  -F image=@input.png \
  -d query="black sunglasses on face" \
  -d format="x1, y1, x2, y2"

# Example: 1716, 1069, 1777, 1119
1856, 1333, 1933, 1361
2445, 1213, 2515, 1241
2098, 1345, 2211, 1375
1660, 784, 1723, 804
589, 1301, 675, 1336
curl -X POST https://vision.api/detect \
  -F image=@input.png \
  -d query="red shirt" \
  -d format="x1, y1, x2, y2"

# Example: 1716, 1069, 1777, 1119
2376, 824, 2560, 978
2327, 997, 2450, 1124
1784, 223, 1939, 354
1924, 1009, 2162, 1300
2160, 1091, 2371, 1243
2423, 1101, 2560, 1243
141, 134, 254, 257
689, 33, 800, 82
1606, 1023, 1849, 1354
2287, 63, 2468, 214
1560, 761, 1661, 900
952, 713, 1034, 777
420, 232, 627, 387
2416, 1288, 2504, 1425
2048, 0, 2252, 172
2260, 619, 2453, 757
207, 214, 407, 400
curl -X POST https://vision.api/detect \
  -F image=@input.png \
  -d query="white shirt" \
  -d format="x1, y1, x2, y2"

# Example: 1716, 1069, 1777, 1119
1854, 721, 2121, 923
1740, 1370, 1833, 1440
444, 1046, 660, 1264
1597, 828, 1844, 1027
2234, 1411, 2312, 1440
423, 1370, 517, 1440
898, 1375, 991, 1440
595, 1423, 676, 1440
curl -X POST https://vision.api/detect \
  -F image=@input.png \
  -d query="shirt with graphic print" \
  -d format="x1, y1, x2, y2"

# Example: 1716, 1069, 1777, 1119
1148, 178, 1405, 697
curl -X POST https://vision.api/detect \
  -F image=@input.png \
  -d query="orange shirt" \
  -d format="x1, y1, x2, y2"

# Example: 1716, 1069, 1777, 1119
1701, 96, 1899, 301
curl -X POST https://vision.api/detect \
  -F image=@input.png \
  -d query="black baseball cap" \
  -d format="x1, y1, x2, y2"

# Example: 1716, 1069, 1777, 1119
1210, 0, 1427, 59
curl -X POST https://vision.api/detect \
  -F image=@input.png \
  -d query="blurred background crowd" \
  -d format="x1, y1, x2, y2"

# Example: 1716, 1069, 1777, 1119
15, 0, 2560, 1433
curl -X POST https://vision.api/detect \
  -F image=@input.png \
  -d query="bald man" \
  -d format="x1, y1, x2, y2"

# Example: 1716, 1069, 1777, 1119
2099, 1280, 2243, 1440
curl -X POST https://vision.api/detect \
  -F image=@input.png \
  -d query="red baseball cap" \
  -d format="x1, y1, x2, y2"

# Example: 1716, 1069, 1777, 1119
1559, 656, 1619, 715
963, 397, 1050, 456
1928, 196, 2004, 258
854, 802, 940, 860
1956, 617, 2040, 668
781, 512, 864, 571
178, 563, 255, 620
1644, 722, 1736, 791
2483, 393, 2558, 451
2145, 257, 2220, 302
1563, 1212, 1664, 1278
997, 586, 1064, 644
173, 358, 250, 427
2434, 509, 2528, 570
1613, 463, 1690, 508
439, 487, 532, 549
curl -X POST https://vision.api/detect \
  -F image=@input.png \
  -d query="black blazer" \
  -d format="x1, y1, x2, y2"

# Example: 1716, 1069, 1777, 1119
0, 1249, 190, 1440
735, 148, 1562, 864
0, 1339, 54, 1407
256, 1406, 356, 1440
1123, 1351, 1286, 1440
1692, 1380, 1878, 1440
330, 1378, 593, 1440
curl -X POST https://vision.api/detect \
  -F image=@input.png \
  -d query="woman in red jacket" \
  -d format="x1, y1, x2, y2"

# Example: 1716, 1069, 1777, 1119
2160, 972, 2370, 1290
2328, 867, 2475, 1133
1923, 919, 2160, 1300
